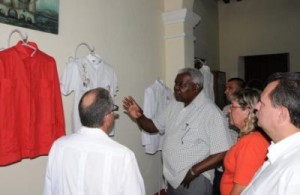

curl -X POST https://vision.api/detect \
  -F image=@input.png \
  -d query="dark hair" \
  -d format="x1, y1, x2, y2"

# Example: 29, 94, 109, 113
266, 72, 300, 128
78, 87, 113, 128
228, 78, 246, 89
246, 78, 264, 91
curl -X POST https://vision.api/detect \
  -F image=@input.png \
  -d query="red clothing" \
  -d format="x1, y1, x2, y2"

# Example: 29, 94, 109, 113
220, 131, 269, 195
0, 41, 65, 165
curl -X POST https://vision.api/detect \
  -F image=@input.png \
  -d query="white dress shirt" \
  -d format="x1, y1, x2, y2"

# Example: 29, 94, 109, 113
242, 132, 300, 195
43, 127, 145, 195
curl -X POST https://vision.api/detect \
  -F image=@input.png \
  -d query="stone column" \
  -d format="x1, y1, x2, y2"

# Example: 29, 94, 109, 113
162, 8, 200, 87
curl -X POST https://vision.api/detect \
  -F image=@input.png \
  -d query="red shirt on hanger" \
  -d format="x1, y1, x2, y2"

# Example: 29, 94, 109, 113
0, 41, 65, 165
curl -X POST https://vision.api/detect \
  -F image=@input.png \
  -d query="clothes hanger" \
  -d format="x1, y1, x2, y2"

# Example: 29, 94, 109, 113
8, 29, 37, 56
75, 42, 102, 64
75, 42, 95, 58
87, 52, 102, 64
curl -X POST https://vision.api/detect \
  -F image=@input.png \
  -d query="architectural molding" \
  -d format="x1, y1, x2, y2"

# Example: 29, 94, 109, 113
164, 32, 195, 40
162, 8, 201, 27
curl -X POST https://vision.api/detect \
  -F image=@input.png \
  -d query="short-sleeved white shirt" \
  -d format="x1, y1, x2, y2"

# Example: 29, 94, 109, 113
142, 80, 173, 154
60, 54, 117, 133
200, 65, 214, 101
43, 127, 145, 195
242, 132, 300, 195
153, 91, 232, 188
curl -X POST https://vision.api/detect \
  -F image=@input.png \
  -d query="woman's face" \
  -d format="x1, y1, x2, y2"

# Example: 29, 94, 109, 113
229, 100, 250, 130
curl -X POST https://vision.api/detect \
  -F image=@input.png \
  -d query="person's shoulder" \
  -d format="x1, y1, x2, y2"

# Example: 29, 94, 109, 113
201, 99, 224, 116
239, 131, 270, 146
54, 134, 78, 144
109, 139, 135, 155
49, 135, 70, 149
223, 104, 230, 115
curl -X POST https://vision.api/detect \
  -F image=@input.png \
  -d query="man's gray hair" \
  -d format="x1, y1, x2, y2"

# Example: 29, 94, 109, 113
178, 67, 204, 90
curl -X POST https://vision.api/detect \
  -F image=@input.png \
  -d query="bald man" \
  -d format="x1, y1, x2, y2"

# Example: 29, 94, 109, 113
43, 87, 145, 195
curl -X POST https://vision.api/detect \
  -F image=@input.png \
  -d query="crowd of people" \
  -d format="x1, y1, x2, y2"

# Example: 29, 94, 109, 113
43, 67, 300, 195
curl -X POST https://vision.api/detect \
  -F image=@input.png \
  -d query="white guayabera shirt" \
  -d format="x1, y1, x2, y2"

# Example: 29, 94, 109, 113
43, 127, 145, 195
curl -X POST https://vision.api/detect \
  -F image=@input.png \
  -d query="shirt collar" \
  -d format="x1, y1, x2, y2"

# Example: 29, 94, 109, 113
267, 132, 300, 164
78, 126, 108, 137
14, 41, 38, 59
190, 91, 209, 107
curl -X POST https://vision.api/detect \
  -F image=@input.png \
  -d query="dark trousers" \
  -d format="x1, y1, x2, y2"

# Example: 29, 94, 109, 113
212, 169, 223, 195
167, 174, 212, 195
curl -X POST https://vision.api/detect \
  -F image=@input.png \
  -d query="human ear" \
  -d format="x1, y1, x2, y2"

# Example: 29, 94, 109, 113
278, 106, 289, 124
103, 113, 113, 132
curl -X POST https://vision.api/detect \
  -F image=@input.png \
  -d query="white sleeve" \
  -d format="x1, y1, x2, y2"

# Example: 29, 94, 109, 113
60, 62, 76, 95
111, 71, 118, 97
141, 87, 154, 146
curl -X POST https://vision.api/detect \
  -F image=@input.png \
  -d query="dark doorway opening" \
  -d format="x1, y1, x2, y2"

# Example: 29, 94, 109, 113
244, 53, 289, 90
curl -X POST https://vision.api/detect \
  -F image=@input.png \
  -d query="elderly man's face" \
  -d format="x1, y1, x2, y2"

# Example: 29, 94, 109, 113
173, 73, 198, 105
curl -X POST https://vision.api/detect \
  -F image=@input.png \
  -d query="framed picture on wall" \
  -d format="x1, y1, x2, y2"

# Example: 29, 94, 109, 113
0, 0, 59, 34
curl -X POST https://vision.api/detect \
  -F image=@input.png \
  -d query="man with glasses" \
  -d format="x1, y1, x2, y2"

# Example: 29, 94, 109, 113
123, 68, 232, 195
44, 87, 145, 195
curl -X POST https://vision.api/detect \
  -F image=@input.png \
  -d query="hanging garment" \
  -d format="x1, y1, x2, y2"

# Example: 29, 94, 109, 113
60, 54, 117, 133
142, 80, 173, 154
0, 41, 65, 165
200, 65, 215, 101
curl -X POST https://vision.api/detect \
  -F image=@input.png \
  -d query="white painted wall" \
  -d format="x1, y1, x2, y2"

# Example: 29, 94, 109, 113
0, 0, 165, 194
219, 0, 300, 79
193, 0, 219, 71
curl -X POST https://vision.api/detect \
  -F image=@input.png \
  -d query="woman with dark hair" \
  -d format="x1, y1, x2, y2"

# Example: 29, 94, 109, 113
220, 88, 270, 195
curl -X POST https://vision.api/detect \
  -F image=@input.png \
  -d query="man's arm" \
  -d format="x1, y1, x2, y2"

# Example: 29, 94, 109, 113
123, 96, 159, 133
181, 151, 226, 188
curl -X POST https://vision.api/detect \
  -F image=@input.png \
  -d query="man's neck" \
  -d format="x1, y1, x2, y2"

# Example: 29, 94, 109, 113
272, 126, 300, 143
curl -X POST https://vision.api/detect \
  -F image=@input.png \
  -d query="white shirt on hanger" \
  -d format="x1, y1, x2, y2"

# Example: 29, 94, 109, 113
60, 54, 118, 133
200, 65, 215, 101
142, 80, 173, 154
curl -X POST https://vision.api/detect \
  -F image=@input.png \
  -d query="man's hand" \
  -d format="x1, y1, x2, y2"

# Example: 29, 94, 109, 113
122, 96, 143, 119
181, 169, 197, 188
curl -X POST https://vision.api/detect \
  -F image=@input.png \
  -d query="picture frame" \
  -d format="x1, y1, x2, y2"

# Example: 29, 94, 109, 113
0, 0, 59, 34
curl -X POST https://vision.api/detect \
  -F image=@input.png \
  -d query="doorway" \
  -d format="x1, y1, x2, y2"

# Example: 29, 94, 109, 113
244, 53, 289, 90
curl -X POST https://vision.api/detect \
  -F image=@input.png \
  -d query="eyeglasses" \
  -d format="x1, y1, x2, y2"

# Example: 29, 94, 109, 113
112, 104, 119, 112
230, 104, 242, 109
